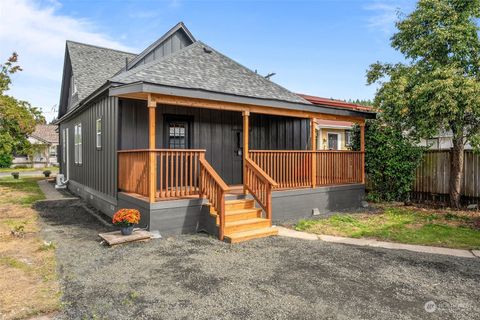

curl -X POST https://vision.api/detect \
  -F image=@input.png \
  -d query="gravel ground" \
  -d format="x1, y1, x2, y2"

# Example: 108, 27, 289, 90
35, 200, 480, 320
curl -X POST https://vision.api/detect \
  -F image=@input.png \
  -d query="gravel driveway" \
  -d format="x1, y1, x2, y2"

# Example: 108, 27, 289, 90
35, 200, 480, 320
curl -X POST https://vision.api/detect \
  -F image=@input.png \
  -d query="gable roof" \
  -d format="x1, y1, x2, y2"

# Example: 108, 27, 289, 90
298, 94, 373, 112
30, 125, 58, 144
110, 41, 310, 105
124, 22, 195, 71
67, 41, 137, 104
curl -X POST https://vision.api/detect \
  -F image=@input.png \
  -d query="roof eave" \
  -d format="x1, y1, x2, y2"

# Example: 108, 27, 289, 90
109, 82, 376, 119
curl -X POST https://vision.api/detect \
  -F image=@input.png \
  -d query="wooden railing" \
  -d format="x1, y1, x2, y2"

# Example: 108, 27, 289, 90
250, 151, 312, 189
118, 149, 206, 199
249, 150, 364, 189
118, 150, 150, 197
199, 155, 230, 240
244, 157, 277, 219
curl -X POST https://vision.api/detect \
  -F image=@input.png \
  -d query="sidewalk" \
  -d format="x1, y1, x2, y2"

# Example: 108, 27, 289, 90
37, 179, 75, 200
276, 226, 480, 258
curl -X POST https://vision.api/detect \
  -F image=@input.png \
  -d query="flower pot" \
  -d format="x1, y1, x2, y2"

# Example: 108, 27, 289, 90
120, 226, 134, 236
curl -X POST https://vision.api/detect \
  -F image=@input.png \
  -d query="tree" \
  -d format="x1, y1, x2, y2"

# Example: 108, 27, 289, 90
0, 53, 42, 167
367, 0, 480, 208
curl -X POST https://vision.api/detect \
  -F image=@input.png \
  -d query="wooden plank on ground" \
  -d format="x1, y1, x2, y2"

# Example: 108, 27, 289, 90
99, 229, 153, 246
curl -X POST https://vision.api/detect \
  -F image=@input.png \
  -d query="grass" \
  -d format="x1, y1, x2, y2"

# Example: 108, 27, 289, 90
295, 206, 480, 250
0, 176, 60, 319
0, 177, 46, 206
0, 166, 58, 173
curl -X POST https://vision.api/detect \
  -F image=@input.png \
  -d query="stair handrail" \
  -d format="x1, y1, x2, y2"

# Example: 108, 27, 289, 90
244, 157, 278, 220
199, 155, 230, 240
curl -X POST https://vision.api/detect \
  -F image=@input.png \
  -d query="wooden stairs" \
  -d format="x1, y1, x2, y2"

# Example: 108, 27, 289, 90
209, 199, 278, 243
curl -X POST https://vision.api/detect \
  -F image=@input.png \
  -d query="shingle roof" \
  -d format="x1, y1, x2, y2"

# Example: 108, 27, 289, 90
110, 41, 310, 105
30, 125, 58, 144
67, 41, 137, 103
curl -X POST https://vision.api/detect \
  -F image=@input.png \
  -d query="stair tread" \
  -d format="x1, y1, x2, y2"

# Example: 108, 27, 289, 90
224, 199, 254, 205
211, 208, 261, 216
225, 227, 278, 241
224, 217, 269, 227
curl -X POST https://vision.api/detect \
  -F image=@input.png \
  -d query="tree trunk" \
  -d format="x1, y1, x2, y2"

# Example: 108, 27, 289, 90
449, 133, 464, 208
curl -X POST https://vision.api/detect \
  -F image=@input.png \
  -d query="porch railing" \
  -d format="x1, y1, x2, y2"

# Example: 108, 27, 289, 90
118, 149, 206, 199
244, 157, 277, 220
249, 150, 364, 189
199, 155, 230, 240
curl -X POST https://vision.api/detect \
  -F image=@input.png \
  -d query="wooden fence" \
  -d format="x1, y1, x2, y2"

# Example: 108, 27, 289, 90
412, 150, 480, 204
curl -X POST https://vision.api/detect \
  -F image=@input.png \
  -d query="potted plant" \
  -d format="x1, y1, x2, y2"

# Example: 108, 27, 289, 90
11, 172, 19, 179
112, 209, 141, 235
43, 170, 51, 178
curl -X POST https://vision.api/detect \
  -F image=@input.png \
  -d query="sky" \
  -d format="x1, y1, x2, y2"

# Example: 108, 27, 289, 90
0, 0, 415, 122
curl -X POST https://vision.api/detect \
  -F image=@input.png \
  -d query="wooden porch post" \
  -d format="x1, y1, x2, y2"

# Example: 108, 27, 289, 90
148, 95, 157, 203
310, 118, 317, 188
243, 110, 250, 194
359, 121, 365, 184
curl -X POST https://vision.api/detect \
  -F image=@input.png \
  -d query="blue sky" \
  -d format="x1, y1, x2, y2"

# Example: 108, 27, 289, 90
0, 0, 415, 121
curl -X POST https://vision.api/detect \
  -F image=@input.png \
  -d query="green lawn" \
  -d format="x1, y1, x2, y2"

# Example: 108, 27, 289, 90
0, 176, 45, 206
295, 206, 480, 250
0, 166, 58, 173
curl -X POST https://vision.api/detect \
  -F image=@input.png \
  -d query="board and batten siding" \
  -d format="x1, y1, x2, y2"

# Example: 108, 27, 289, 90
59, 94, 118, 200
118, 99, 310, 185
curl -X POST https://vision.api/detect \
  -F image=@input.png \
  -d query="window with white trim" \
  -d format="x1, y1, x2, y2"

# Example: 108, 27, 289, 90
96, 118, 102, 149
74, 123, 82, 164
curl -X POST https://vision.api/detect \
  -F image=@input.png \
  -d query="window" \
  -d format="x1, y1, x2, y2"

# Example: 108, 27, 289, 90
49, 145, 57, 156
345, 130, 353, 148
168, 121, 188, 149
96, 118, 102, 149
62, 129, 66, 163
70, 75, 77, 96
74, 123, 82, 164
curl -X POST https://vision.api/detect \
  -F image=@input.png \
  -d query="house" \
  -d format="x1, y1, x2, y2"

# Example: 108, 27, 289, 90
12, 124, 59, 168
419, 131, 473, 150
55, 22, 375, 242
299, 94, 374, 150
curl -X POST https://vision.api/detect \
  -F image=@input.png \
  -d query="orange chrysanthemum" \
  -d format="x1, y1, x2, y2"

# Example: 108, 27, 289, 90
112, 209, 140, 226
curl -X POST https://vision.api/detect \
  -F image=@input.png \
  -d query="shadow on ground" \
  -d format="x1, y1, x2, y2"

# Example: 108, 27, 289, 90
35, 200, 480, 320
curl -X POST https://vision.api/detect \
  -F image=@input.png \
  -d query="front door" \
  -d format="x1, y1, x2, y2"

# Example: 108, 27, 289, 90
328, 133, 339, 150
231, 129, 243, 185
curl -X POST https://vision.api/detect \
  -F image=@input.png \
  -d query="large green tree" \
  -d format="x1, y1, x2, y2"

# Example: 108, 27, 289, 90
367, 0, 480, 208
0, 53, 44, 167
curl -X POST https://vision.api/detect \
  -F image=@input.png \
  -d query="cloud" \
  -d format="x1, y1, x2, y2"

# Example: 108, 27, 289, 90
0, 0, 136, 121
365, 1, 414, 34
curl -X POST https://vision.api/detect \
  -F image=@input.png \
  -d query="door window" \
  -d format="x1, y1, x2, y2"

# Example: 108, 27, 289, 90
168, 121, 188, 149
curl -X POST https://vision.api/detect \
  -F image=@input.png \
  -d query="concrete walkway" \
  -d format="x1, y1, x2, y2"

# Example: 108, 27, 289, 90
276, 226, 479, 258
37, 179, 74, 200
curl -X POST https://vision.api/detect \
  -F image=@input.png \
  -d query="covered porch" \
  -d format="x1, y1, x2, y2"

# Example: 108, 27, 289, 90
113, 91, 369, 240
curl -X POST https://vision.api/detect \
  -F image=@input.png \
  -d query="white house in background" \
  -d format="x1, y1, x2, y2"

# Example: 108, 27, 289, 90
12, 124, 59, 168
419, 131, 473, 150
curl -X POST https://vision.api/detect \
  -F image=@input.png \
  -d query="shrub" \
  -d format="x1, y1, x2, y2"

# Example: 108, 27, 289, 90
352, 119, 424, 202
0, 153, 13, 168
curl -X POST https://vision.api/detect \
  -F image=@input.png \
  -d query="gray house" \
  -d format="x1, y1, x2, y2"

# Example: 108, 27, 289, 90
56, 22, 374, 243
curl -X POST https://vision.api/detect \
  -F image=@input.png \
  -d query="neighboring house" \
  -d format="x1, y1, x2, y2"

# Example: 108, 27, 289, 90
13, 124, 59, 168
315, 120, 353, 150
299, 94, 373, 151
55, 22, 375, 242
419, 131, 473, 150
